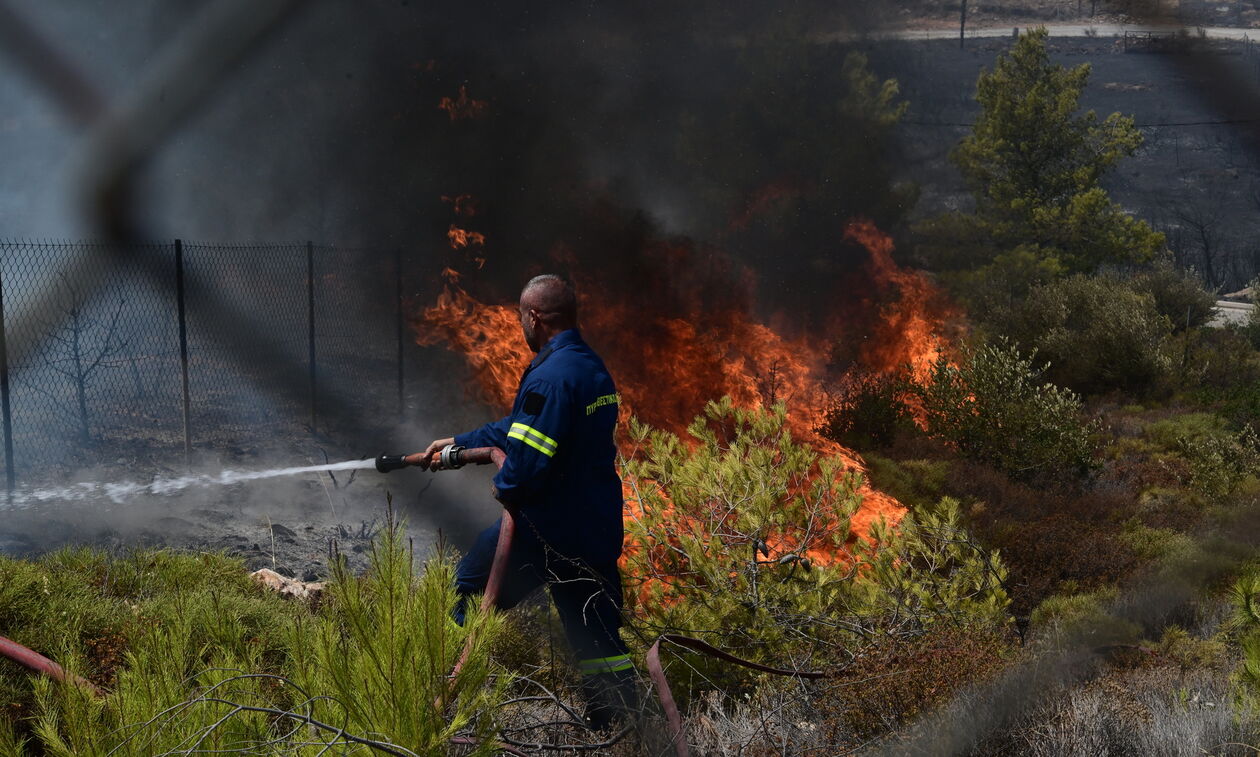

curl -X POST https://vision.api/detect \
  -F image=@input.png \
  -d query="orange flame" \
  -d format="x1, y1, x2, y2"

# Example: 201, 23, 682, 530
845, 219, 952, 382
447, 225, 486, 249
438, 85, 489, 121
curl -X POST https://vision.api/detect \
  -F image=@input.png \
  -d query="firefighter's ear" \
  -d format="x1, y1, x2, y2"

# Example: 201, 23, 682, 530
523, 391, 546, 415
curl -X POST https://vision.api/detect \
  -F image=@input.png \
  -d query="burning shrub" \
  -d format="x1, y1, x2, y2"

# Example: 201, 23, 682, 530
817, 371, 915, 450
621, 398, 1009, 689
910, 339, 1098, 480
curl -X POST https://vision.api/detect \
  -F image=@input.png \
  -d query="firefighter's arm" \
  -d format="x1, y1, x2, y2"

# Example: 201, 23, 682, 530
492, 380, 567, 506
414, 418, 511, 470
454, 416, 512, 451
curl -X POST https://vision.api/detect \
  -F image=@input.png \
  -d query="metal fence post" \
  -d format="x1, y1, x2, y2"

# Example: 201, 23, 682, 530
307, 241, 316, 431
175, 239, 191, 466
0, 259, 15, 496
395, 248, 404, 417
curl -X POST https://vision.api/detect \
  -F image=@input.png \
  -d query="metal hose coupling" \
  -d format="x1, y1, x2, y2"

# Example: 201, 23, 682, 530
439, 444, 466, 470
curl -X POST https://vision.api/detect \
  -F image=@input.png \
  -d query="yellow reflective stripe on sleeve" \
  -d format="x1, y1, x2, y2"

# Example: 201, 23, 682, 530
579, 655, 633, 675
508, 423, 558, 457
510, 422, 558, 448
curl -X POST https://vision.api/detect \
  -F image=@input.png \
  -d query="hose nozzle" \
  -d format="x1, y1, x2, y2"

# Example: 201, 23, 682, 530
375, 453, 410, 473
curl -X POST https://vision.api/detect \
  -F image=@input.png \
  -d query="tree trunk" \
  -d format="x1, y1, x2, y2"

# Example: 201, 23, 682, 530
71, 307, 89, 445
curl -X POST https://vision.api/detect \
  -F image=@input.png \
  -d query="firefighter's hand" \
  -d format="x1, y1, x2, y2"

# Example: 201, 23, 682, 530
419, 437, 455, 471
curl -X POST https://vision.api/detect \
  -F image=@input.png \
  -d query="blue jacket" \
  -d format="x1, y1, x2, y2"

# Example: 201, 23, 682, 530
454, 329, 624, 563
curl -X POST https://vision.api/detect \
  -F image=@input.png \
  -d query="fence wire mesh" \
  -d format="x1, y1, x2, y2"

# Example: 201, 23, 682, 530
0, 240, 408, 479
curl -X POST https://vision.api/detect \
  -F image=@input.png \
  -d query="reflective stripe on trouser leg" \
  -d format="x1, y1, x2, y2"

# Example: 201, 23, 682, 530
579, 654, 634, 675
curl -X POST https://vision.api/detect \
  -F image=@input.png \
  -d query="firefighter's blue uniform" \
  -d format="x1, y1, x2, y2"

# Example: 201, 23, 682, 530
452, 328, 631, 678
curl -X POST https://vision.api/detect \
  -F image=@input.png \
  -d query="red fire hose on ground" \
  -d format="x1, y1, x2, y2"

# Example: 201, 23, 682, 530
0, 635, 101, 696
0, 444, 822, 757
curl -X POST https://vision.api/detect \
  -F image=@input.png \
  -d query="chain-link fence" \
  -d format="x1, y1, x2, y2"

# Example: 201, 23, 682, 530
0, 240, 411, 486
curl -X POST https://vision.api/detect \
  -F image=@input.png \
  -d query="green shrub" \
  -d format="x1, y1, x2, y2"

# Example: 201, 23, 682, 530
1130, 261, 1217, 332
1030, 586, 1118, 632
1157, 626, 1228, 673
1144, 412, 1227, 450
1176, 424, 1260, 499
910, 339, 1098, 479
1118, 519, 1194, 562
622, 399, 1009, 686
1173, 326, 1260, 393
1242, 300, 1260, 351
1002, 273, 1174, 396
0, 520, 507, 755
1195, 378, 1260, 431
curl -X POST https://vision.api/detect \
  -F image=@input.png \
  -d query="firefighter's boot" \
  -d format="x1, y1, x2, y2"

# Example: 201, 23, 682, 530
581, 667, 641, 732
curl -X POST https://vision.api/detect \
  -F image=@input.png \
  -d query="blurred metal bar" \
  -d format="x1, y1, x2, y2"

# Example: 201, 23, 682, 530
307, 241, 316, 431
0, 260, 14, 494
0, 0, 106, 126
75, 0, 309, 238
175, 239, 192, 465
396, 249, 405, 417
4, 0, 309, 379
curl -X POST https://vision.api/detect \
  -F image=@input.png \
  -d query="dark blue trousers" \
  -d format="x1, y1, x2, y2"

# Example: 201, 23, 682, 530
454, 518, 630, 664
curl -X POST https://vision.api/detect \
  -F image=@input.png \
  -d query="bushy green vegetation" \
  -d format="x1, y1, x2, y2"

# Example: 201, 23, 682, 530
1000, 273, 1175, 395
912, 340, 1098, 479
0, 520, 506, 755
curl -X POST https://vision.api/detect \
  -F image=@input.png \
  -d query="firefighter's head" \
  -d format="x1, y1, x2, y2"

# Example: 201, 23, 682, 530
519, 274, 577, 352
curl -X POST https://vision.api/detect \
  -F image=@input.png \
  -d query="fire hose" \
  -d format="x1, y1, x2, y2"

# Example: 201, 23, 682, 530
0, 635, 101, 696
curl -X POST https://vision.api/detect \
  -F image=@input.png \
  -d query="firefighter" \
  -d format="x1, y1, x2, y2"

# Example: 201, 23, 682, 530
418, 274, 637, 731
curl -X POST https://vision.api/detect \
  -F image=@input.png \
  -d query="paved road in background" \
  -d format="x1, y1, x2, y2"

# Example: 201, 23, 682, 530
835, 24, 1260, 42
1212, 300, 1256, 327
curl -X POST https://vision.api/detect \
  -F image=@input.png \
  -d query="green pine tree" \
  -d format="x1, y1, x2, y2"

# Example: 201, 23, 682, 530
917, 28, 1163, 299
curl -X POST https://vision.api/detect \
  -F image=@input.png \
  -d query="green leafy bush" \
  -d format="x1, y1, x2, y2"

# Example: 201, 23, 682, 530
1176, 424, 1260, 499
1002, 273, 1174, 396
1130, 260, 1217, 332
860, 454, 950, 511
621, 398, 1009, 682
910, 339, 1098, 479
1144, 412, 1228, 450
1175, 326, 1260, 393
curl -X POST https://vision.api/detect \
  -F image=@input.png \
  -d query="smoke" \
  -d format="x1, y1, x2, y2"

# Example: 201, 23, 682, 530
0, 0, 902, 559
